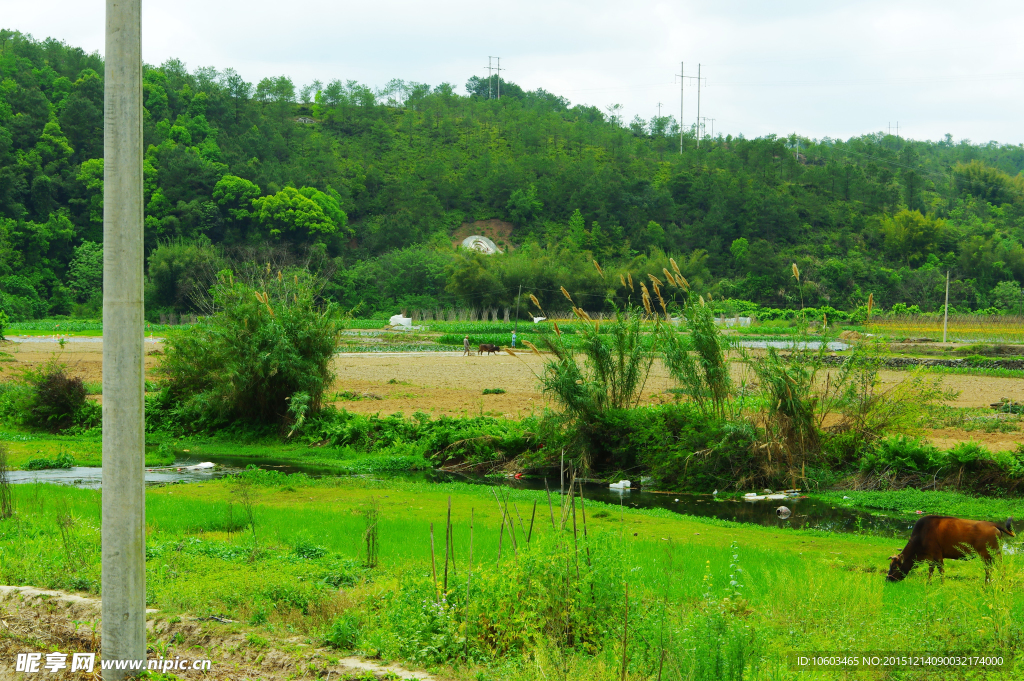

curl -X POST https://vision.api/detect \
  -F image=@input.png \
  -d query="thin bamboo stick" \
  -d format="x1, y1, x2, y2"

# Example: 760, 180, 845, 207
545, 478, 556, 529
527, 500, 537, 543
430, 523, 438, 602
620, 582, 630, 681
443, 496, 451, 594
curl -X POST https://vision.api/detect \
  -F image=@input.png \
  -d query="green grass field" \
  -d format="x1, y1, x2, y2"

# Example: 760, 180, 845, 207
2, 476, 1021, 680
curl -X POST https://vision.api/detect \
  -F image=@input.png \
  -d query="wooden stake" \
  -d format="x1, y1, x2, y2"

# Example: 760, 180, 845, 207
527, 500, 537, 543
578, 479, 592, 567
430, 523, 438, 602
545, 478, 556, 529
513, 501, 527, 540
497, 508, 505, 565
466, 508, 474, 596
620, 582, 630, 681
571, 487, 580, 581
443, 496, 451, 594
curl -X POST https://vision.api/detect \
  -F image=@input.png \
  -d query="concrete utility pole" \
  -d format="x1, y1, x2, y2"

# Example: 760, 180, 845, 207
942, 270, 950, 343
102, 0, 146, 677
675, 62, 702, 153
696, 63, 701, 148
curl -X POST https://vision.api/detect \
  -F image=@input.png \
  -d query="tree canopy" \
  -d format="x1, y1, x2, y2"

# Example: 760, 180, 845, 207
2, 28, 1024, 320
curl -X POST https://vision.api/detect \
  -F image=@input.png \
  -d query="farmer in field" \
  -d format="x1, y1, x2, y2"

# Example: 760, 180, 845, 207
463, 335, 471, 356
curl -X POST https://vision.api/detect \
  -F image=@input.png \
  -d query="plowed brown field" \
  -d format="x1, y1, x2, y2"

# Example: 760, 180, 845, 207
3, 337, 1022, 449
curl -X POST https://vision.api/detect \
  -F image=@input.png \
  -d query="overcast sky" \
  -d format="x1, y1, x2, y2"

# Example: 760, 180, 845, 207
5, 1, 1024, 145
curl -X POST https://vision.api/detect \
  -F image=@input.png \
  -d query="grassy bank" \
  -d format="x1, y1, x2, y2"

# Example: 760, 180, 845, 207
1, 476, 1022, 679
0, 431, 174, 469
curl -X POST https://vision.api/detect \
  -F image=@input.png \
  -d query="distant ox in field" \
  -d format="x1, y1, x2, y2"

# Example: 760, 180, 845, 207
887, 515, 1014, 583
478, 343, 500, 356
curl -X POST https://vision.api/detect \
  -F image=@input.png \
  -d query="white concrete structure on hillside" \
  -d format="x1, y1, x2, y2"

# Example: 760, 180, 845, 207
460, 235, 501, 254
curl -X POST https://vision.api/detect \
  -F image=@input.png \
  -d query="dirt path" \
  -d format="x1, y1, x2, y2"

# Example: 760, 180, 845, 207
0, 585, 434, 681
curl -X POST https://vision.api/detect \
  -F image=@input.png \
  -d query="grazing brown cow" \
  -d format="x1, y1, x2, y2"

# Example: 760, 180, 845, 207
887, 515, 1014, 583
478, 343, 499, 356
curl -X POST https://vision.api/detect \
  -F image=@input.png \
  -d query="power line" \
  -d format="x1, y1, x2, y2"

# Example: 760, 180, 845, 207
675, 62, 704, 151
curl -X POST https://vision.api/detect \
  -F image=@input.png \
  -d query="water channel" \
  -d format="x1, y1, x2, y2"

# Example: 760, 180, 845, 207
10, 455, 917, 539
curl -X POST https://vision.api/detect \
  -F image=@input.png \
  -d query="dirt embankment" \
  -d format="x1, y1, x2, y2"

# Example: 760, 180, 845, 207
0, 586, 432, 681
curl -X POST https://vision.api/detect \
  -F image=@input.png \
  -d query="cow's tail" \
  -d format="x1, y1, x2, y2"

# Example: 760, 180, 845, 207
998, 517, 1015, 537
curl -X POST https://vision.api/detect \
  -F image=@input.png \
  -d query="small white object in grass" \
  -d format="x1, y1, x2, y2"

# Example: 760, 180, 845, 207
532, 316, 546, 323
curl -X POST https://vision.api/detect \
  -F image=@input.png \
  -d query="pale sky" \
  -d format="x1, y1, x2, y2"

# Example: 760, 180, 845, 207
5, 0, 1024, 145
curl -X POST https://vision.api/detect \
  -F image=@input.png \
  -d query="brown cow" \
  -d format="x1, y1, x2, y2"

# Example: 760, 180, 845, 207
887, 515, 1014, 583
478, 343, 499, 356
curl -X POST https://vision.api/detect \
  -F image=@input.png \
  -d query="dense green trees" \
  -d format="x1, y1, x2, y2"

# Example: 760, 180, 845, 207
2, 29, 1024, 321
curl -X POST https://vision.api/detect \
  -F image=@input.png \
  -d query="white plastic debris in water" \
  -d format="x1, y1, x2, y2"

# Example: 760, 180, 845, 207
186, 462, 215, 470
388, 314, 412, 328
776, 506, 792, 519
743, 494, 766, 501
766, 494, 787, 500
609, 480, 631, 489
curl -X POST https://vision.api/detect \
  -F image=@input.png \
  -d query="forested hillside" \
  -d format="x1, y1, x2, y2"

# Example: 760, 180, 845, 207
2, 29, 1024, 321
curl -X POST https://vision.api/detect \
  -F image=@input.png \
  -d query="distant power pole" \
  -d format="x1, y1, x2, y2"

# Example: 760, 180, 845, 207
696, 64, 701, 148
700, 117, 716, 140
487, 56, 502, 100
675, 62, 702, 153
657, 102, 662, 118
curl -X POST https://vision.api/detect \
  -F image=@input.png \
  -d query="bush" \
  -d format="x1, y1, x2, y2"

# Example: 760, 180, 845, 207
324, 612, 362, 650
859, 435, 942, 473
159, 268, 342, 429
9, 359, 99, 433
308, 408, 539, 467
25, 452, 76, 470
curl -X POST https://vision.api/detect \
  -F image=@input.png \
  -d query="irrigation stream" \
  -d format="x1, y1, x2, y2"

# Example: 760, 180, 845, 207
12, 455, 917, 538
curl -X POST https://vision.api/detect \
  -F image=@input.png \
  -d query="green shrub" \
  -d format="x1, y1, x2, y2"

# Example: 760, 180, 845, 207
482, 388, 506, 395
859, 435, 942, 473
308, 408, 538, 466
8, 359, 100, 433
25, 451, 76, 470
325, 612, 362, 650
159, 269, 343, 429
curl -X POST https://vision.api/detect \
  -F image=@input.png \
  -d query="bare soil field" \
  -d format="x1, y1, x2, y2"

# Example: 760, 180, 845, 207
3, 337, 1022, 449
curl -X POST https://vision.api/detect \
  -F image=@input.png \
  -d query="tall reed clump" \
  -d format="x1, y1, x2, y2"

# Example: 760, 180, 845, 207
158, 266, 343, 431
661, 287, 732, 420
523, 280, 658, 470
745, 335, 850, 484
